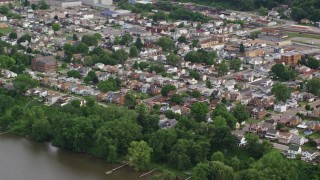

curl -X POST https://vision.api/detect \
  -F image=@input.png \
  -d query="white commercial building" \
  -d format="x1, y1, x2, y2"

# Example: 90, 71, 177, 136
82, 0, 112, 6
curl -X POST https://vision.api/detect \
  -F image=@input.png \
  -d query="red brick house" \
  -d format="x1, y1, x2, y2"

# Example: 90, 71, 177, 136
32, 56, 57, 72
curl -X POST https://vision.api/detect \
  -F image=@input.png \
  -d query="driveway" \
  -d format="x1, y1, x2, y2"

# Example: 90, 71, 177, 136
273, 143, 289, 151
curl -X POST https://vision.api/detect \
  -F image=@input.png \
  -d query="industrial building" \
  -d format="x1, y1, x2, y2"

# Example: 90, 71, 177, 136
82, 0, 113, 6
48, 0, 113, 8
48, 0, 83, 8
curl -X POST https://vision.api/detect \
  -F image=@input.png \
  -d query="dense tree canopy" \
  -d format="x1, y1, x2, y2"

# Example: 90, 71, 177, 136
184, 50, 217, 65
127, 140, 153, 171
307, 78, 320, 96
271, 83, 292, 102
161, 84, 176, 96
271, 64, 297, 81
156, 36, 174, 51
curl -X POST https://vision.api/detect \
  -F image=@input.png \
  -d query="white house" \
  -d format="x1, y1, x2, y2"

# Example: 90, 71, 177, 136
302, 150, 317, 161
274, 103, 287, 112
286, 145, 301, 159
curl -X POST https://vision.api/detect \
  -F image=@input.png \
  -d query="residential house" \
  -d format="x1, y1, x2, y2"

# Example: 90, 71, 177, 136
289, 116, 302, 127
159, 118, 178, 129
276, 132, 292, 144
274, 103, 287, 112
302, 150, 317, 161
171, 105, 182, 114
265, 129, 278, 140
286, 145, 302, 159
251, 107, 266, 119
236, 135, 247, 147
290, 134, 307, 146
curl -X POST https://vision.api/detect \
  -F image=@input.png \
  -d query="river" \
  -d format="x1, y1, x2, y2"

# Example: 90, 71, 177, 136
0, 134, 146, 180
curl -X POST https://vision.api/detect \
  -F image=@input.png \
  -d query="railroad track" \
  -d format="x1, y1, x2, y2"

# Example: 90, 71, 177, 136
274, 27, 320, 36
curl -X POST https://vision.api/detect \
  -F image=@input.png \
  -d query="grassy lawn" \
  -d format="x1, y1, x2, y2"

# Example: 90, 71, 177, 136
302, 143, 317, 151
307, 133, 320, 140
128, 90, 150, 100
0, 27, 13, 34
287, 32, 320, 40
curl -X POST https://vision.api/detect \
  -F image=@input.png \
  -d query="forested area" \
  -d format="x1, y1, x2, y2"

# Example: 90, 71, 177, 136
169, 0, 320, 21
0, 88, 319, 179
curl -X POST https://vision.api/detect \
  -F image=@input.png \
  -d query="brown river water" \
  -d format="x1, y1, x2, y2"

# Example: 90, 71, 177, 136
0, 134, 147, 180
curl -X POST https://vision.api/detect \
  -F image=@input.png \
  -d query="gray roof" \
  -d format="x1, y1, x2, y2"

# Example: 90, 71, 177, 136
289, 145, 300, 151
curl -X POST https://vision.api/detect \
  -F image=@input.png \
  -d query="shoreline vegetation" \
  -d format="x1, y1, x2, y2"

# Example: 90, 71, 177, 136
0, 87, 319, 179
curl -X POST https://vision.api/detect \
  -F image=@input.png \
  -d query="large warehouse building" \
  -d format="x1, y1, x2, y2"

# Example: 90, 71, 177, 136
81, 0, 113, 6
48, 0, 113, 8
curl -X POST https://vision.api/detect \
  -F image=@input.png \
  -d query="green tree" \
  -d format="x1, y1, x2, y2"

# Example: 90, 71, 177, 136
306, 57, 320, 69
94, 33, 102, 40
84, 70, 98, 84
127, 140, 153, 171
149, 129, 177, 163
17, 34, 31, 44
247, 151, 299, 179
63, 43, 76, 56
190, 102, 209, 122
305, 104, 311, 111
190, 90, 201, 98
67, 70, 81, 79
135, 37, 143, 50
211, 151, 224, 162
9, 32, 17, 39
81, 35, 98, 46
192, 39, 199, 47
258, 7, 268, 16
76, 42, 89, 55
271, 64, 297, 81
212, 104, 236, 129
13, 74, 39, 93
129, 45, 139, 58
166, 53, 180, 66
206, 79, 212, 88
38, 0, 49, 9
112, 49, 129, 64
228, 156, 240, 171
124, 93, 136, 109
307, 78, 320, 96
271, 83, 292, 102
52, 23, 61, 31
213, 116, 228, 127
233, 103, 249, 123
171, 93, 182, 104
73, 34, 78, 41
153, 10, 168, 21
161, 84, 176, 96
192, 161, 234, 180
31, 4, 37, 10
230, 58, 242, 72
31, 117, 52, 141
245, 133, 272, 159
120, 33, 133, 46
239, 42, 245, 52
217, 62, 229, 76
156, 36, 174, 51
0, 5, 9, 15
177, 35, 187, 43
97, 77, 121, 92
0, 55, 15, 69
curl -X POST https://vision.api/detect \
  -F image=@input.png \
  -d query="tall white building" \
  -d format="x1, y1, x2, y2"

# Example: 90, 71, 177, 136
81, 0, 112, 6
